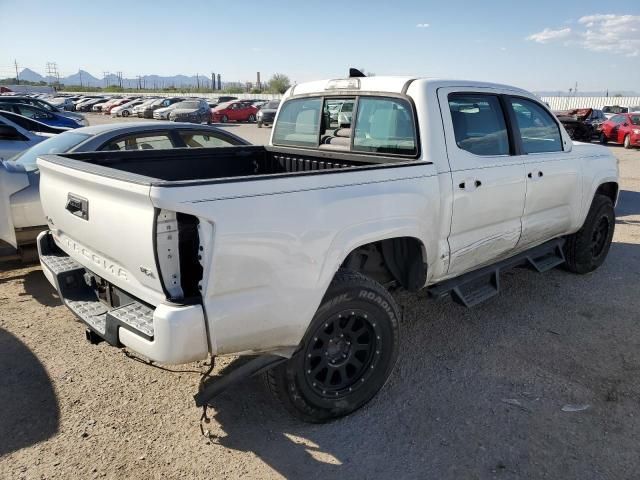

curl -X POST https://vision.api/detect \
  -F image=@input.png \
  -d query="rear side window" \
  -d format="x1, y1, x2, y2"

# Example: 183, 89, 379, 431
509, 98, 562, 153
353, 98, 416, 155
101, 133, 175, 151
448, 94, 509, 156
272, 97, 321, 147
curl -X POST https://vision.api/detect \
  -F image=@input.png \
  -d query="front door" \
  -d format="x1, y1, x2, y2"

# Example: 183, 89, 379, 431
438, 88, 526, 277
507, 97, 582, 248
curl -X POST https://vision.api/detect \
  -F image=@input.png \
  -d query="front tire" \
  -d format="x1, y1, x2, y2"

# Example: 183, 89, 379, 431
267, 270, 400, 423
122, 110, 130, 117
599, 133, 608, 144
248, 114, 256, 122
564, 194, 615, 274
624, 134, 632, 149
257, 121, 263, 128
220, 115, 228, 123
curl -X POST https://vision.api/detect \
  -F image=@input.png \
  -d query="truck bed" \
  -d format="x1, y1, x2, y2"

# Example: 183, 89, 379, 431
42, 146, 408, 185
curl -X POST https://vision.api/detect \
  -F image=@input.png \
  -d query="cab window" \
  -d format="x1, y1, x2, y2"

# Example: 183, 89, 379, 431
272, 97, 322, 147
353, 97, 416, 155
448, 94, 509, 156
508, 98, 562, 154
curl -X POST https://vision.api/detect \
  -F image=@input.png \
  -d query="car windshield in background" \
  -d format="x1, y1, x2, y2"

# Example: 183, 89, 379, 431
10, 132, 91, 171
264, 101, 280, 109
603, 106, 628, 114
175, 101, 200, 109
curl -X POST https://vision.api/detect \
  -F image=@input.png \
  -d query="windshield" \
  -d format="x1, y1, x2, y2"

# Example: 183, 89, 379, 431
603, 106, 628, 114
10, 132, 91, 171
264, 100, 280, 109
174, 101, 200, 109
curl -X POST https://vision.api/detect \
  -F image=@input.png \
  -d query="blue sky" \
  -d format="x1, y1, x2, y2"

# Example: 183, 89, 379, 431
1, 0, 639, 92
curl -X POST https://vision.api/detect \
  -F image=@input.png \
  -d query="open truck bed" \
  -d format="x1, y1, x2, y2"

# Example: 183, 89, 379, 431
44, 145, 407, 186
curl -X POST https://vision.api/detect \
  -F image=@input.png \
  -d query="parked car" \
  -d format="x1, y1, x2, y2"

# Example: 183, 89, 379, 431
630, 105, 640, 113
111, 99, 146, 117
0, 96, 87, 125
256, 99, 280, 127
0, 111, 66, 161
76, 98, 107, 112
214, 96, 238, 104
0, 103, 83, 129
554, 108, 606, 142
210, 101, 258, 123
602, 105, 628, 119
92, 98, 121, 113
35, 76, 618, 422
139, 97, 183, 118
50, 97, 75, 111
103, 98, 136, 115
0, 122, 247, 259
153, 104, 180, 120
168, 99, 211, 124
600, 113, 640, 148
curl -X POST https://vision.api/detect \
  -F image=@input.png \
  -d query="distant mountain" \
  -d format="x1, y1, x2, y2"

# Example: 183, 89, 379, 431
18, 68, 45, 82
9, 68, 219, 89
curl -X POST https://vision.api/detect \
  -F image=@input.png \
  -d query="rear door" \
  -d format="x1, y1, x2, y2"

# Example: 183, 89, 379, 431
438, 88, 526, 276
507, 97, 582, 248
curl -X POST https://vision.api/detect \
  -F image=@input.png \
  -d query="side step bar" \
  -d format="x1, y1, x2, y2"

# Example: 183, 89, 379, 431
428, 239, 565, 308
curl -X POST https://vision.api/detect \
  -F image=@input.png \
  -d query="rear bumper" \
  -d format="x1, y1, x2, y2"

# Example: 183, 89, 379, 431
37, 231, 209, 364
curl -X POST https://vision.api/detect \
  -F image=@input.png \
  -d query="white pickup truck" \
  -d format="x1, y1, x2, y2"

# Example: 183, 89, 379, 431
37, 75, 618, 422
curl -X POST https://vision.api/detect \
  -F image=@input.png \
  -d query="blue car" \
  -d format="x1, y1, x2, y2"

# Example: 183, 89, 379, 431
0, 102, 83, 129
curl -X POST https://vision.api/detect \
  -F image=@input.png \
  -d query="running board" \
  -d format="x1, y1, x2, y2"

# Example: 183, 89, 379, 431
429, 239, 565, 308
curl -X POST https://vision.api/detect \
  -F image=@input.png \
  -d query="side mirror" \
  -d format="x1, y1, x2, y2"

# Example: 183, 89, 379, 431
0, 124, 27, 141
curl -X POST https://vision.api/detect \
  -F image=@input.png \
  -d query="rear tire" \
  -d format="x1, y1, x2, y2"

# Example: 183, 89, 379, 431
122, 110, 130, 117
248, 114, 256, 122
624, 134, 632, 149
564, 194, 615, 274
267, 270, 400, 423
220, 115, 228, 123
599, 133, 608, 144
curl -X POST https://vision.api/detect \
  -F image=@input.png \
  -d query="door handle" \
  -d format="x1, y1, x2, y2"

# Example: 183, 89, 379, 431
459, 179, 482, 191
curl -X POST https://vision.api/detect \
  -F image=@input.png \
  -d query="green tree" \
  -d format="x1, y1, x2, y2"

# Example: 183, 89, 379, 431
268, 73, 291, 94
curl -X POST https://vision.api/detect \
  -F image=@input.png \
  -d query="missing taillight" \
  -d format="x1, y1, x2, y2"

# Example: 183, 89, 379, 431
155, 209, 203, 302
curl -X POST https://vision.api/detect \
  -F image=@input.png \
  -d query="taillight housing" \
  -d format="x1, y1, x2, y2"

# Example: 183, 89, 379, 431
155, 209, 203, 302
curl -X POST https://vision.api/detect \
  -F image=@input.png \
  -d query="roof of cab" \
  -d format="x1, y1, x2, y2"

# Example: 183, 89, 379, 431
288, 76, 531, 97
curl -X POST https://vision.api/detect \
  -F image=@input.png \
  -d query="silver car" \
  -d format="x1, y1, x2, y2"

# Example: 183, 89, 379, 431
0, 122, 248, 259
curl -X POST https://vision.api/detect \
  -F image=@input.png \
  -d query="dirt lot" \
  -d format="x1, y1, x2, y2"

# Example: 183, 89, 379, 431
1, 134, 639, 479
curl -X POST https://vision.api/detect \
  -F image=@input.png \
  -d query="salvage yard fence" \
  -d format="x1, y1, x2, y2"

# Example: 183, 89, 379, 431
541, 96, 640, 111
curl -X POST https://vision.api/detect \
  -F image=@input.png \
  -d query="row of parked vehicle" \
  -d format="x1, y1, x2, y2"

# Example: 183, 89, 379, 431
553, 104, 640, 149
24, 92, 283, 127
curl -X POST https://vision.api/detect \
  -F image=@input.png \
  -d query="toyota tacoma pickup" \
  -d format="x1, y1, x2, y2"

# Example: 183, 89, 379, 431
36, 74, 618, 422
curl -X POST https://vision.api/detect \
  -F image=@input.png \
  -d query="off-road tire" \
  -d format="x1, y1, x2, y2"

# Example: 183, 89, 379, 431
624, 134, 632, 149
267, 270, 400, 423
564, 194, 615, 274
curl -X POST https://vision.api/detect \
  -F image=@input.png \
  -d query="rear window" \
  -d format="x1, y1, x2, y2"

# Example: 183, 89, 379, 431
272, 97, 321, 147
273, 96, 417, 156
353, 97, 416, 155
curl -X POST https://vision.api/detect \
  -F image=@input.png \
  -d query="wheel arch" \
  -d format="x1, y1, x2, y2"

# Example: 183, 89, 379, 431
336, 235, 428, 292
595, 181, 619, 206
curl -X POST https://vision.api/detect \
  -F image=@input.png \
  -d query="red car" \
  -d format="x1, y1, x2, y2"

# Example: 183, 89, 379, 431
210, 101, 258, 123
600, 113, 640, 149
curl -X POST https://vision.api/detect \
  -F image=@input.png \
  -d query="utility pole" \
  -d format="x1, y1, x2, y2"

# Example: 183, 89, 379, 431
103, 71, 110, 88
117, 71, 123, 88
196, 73, 200, 89
46, 62, 60, 88
217, 74, 221, 91
211, 72, 215, 92
14, 59, 19, 84
79, 69, 83, 88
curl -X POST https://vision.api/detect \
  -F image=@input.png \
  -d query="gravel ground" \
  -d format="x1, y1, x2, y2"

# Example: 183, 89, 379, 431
0, 123, 639, 479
